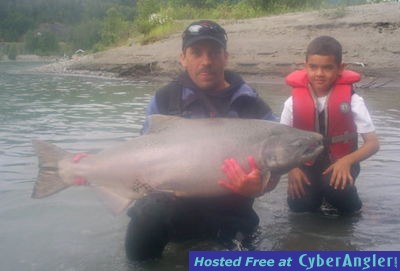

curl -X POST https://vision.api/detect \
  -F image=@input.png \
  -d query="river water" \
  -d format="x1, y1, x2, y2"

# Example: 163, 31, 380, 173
0, 62, 399, 271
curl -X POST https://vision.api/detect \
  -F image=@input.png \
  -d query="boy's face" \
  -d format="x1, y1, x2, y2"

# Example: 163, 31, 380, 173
304, 54, 345, 96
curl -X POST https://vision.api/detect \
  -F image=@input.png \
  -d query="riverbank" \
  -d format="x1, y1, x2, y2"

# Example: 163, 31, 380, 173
34, 2, 400, 85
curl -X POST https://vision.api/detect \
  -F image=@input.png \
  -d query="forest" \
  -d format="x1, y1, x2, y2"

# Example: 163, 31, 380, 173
0, 0, 375, 59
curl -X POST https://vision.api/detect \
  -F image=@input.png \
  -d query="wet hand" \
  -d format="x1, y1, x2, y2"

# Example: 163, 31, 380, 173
218, 156, 264, 197
323, 157, 354, 189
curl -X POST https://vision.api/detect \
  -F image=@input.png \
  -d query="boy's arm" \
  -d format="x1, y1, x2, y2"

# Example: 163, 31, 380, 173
351, 131, 380, 163
323, 131, 380, 189
279, 97, 293, 126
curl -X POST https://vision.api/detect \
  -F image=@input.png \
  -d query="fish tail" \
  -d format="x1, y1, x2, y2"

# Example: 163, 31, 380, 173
31, 140, 72, 199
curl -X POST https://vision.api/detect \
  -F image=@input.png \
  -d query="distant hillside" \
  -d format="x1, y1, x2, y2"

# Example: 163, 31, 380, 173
46, 2, 399, 83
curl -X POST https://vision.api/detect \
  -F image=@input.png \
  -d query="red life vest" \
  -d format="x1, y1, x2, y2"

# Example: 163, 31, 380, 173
286, 69, 361, 161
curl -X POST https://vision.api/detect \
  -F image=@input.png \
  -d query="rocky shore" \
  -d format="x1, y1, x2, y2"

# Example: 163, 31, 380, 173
34, 2, 400, 85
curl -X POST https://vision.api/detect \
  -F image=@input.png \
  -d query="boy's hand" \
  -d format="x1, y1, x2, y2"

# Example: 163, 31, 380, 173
323, 156, 354, 189
218, 156, 264, 197
287, 167, 310, 199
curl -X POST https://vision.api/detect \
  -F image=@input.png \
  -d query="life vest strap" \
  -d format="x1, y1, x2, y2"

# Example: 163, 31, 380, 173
324, 131, 358, 144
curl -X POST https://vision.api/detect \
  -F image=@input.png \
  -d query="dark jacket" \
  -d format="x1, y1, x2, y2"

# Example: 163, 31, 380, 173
146, 70, 276, 121
142, 70, 276, 219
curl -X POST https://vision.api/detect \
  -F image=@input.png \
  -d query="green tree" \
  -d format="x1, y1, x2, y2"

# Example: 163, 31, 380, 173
7, 44, 17, 60
70, 19, 102, 51
99, 7, 131, 47
24, 31, 59, 55
0, 12, 34, 41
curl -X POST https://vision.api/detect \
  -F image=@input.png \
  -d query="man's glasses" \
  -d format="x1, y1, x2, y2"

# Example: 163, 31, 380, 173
183, 23, 227, 41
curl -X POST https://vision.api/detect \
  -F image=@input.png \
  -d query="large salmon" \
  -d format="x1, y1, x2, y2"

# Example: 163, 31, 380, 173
32, 115, 323, 213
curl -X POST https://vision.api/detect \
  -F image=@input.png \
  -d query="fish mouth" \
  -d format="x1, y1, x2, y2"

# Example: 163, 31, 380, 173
302, 144, 324, 163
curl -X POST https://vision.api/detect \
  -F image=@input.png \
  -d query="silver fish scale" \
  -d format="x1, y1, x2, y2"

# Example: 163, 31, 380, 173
131, 179, 155, 195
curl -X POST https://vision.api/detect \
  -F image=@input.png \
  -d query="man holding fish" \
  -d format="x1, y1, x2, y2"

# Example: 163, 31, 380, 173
125, 20, 279, 261
32, 20, 324, 262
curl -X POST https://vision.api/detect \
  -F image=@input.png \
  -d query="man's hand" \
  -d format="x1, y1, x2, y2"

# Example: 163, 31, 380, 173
218, 156, 265, 197
287, 167, 310, 199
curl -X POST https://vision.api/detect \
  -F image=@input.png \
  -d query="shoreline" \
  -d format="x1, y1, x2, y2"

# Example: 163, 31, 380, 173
31, 2, 400, 86
30, 58, 399, 89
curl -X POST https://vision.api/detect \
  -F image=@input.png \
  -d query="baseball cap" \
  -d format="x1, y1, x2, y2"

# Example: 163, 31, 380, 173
182, 20, 227, 50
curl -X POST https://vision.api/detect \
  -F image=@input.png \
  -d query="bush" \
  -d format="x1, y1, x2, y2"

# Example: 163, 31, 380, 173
7, 44, 18, 60
98, 7, 132, 47
24, 31, 60, 55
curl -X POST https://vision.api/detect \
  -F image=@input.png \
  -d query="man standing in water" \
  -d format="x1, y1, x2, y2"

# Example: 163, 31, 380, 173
125, 20, 277, 261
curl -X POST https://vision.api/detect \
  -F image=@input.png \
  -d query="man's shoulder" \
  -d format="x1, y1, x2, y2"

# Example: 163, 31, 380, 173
156, 80, 182, 95
154, 79, 183, 115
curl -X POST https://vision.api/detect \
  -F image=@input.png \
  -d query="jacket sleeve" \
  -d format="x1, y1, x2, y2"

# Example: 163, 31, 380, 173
260, 98, 278, 122
141, 96, 160, 134
233, 95, 277, 121
146, 96, 160, 116
141, 80, 181, 133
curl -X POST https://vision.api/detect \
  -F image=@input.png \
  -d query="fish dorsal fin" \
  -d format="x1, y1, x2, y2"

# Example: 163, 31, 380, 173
144, 114, 183, 134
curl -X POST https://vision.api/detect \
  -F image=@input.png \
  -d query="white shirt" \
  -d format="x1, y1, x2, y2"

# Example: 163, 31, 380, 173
280, 93, 375, 134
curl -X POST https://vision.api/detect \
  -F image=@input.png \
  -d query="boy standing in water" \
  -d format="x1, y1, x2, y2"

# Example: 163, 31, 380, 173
280, 36, 379, 214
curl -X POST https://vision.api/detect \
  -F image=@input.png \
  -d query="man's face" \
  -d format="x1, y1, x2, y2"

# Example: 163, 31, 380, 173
180, 40, 228, 91
305, 54, 344, 96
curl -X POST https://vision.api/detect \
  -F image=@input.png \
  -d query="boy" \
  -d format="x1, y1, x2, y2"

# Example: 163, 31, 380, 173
280, 36, 379, 214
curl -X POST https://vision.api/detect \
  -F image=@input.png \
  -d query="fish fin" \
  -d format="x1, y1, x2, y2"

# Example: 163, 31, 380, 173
262, 171, 280, 193
93, 186, 136, 215
263, 171, 271, 184
31, 140, 72, 198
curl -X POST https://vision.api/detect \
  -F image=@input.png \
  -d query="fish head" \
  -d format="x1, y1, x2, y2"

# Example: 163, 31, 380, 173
260, 127, 324, 175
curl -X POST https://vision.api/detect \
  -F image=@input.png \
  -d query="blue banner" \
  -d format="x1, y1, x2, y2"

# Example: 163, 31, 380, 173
189, 251, 399, 271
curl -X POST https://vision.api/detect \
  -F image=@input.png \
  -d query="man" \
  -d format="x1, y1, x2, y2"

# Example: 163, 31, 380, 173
125, 20, 277, 261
